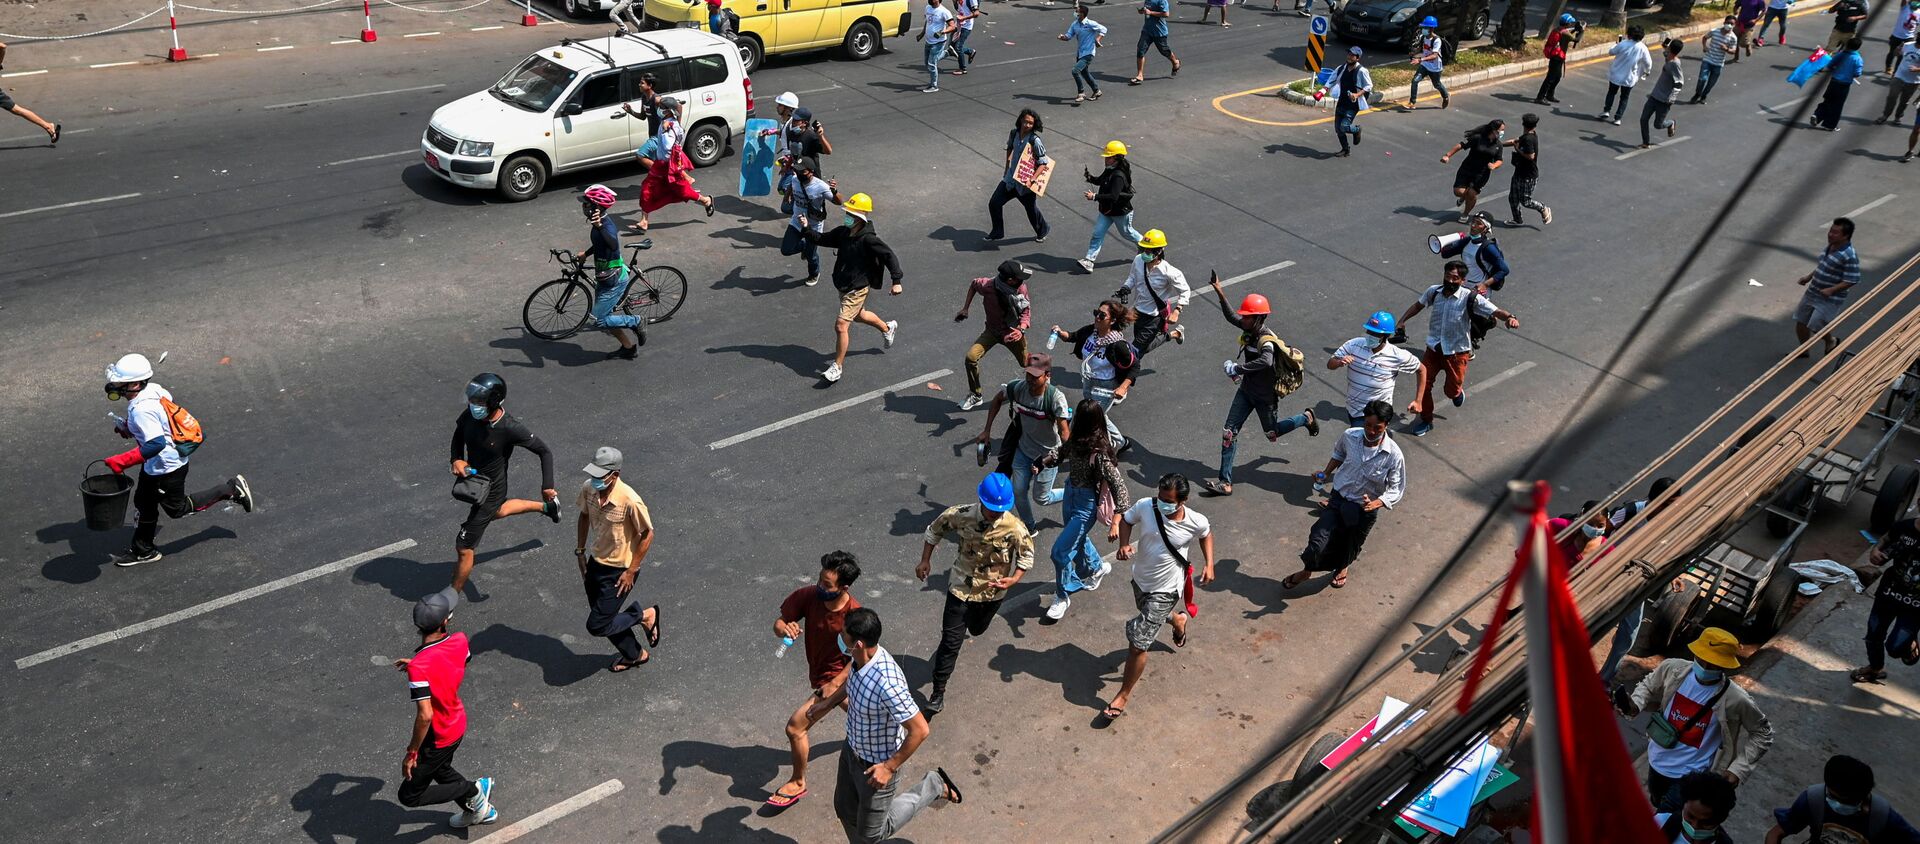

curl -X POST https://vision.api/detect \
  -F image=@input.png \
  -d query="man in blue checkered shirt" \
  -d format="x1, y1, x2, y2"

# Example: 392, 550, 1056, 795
808, 607, 963, 842
1794, 216, 1863, 357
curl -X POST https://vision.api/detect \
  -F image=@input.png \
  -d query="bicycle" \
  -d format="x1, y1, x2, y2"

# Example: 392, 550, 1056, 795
521, 246, 688, 341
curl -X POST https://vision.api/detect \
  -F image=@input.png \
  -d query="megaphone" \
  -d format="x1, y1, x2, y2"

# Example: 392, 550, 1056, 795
1429, 232, 1467, 258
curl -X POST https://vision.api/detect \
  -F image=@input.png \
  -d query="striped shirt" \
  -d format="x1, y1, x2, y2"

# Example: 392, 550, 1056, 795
1809, 243, 1862, 298
844, 646, 921, 763
1702, 28, 1736, 66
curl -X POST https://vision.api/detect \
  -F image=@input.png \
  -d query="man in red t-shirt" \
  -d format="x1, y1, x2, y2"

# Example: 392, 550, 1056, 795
393, 587, 499, 828
765, 551, 863, 808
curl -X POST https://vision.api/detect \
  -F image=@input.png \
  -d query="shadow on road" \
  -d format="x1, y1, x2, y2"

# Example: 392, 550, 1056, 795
659, 740, 794, 800
658, 806, 801, 843
349, 539, 540, 602
289, 772, 446, 843
986, 641, 1129, 713
37, 522, 237, 585
469, 622, 606, 687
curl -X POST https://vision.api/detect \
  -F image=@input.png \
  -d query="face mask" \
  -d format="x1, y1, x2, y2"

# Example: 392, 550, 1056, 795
1156, 499, 1178, 515
468, 403, 489, 420
817, 586, 840, 602
1468, 232, 1486, 242
1692, 663, 1725, 684
1497, 130, 1507, 140
836, 635, 851, 656
1581, 523, 1604, 539
589, 476, 611, 492
1679, 819, 1717, 841
843, 214, 857, 228
1827, 797, 1864, 816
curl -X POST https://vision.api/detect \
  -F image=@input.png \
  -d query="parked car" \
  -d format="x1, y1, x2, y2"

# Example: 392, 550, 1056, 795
641, 0, 912, 73
1333, 0, 1490, 55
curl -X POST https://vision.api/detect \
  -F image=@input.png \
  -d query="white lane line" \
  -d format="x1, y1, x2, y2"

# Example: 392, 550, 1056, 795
1, 69, 49, 77
1757, 96, 1805, 115
1672, 277, 1713, 298
326, 149, 418, 166
403, 31, 443, 38
1472, 361, 1536, 393
1424, 192, 1506, 223
1214, 260, 1296, 292
477, 780, 625, 842
792, 84, 842, 95
90, 61, 138, 68
0, 126, 94, 144
15, 539, 417, 670
472, 25, 505, 31
331, 39, 361, 44
264, 83, 445, 110
202, 53, 222, 57
1827, 193, 1896, 224
258, 45, 297, 52
709, 370, 952, 450
1615, 136, 1691, 160
0, 192, 142, 220
973, 54, 1051, 68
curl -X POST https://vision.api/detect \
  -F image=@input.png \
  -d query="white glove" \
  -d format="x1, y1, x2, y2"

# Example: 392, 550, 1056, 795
1223, 360, 1238, 377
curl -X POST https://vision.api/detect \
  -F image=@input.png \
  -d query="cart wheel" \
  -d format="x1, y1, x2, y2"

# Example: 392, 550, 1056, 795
1765, 474, 1818, 538
1747, 567, 1803, 640
1245, 731, 1347, 827
1872, 465, 1919, 536
1631, 581, 1703, 658
1729, 413, 1778, 456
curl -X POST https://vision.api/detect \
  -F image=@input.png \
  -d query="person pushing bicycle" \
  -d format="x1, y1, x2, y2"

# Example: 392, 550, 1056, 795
578, 185, 647, 360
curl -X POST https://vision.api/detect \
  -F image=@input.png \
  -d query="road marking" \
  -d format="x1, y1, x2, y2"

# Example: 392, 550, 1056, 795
403, 31, 443, 38
1424, 192, 1506, 223
472, 25, 505, 31
257, 45, 297, 52
1, 69, 49, 78
1757, 96, 1805, 115
331, 39, 360, 44
476, 779, 624, 842
709, 370, 952, 450
202, 53, 221, 57
1212, 54, 1614, 128
0, 126, 94, 144
90, 61, 138, 68
1673, 277, 1713, 298
326, 149, 418, 166
1829, 193, 1896, 223
264, 83, 445, 110
1473, 361, 1535, 393
972, 54, 1051, 69
0, 192, 141, 220
793, 84, 842, 95
1214, 260, 1296, 292
1615, 136, 1691, 160
15, 539, 417, 670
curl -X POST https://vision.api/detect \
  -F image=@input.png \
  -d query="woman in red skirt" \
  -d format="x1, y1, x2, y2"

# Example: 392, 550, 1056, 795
633, 96, 716, 235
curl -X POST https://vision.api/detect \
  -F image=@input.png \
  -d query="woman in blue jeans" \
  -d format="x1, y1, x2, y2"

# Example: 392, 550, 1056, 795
1047, 400, 1130, 620
580, 185, 644, 360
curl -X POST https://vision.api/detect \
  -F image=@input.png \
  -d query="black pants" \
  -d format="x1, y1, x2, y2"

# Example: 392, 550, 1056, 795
1639, 98, 1673, 146
1508, 176, 1544, 220
583, 561, 646, 661
1131, 311, 1174, 360
929, 591, 1004, 696
1300, 491, 1378, 571
1812, 77, 1853, 128
131, 464, 237, 555
987, 181, 1048, 239
398, 733, 480, 808
1536, 57, 1565, 100
1646, 768, 1684, 814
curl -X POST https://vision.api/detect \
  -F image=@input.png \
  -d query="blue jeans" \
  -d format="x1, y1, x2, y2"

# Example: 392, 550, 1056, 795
1010, 449, 1063, 528
953, 27, 975, 69
1084, 212, 1141, 262
780, 225, 821, 278
1334, 106, 1361, 153
1083, 378, 1125, 446
925, 41, 946, 88
1071, 54, 1099, 94
1050, 482, 1106, 600
590, 268, 641, 330
1693, 62, 1724, 100
1410, 67, 1447, 104
1598, 597, 1646, 684
1219, 391, 1306, 485
1865, 595, 1920, 670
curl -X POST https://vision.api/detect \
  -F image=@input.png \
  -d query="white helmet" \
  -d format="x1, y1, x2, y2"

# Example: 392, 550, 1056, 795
774, 91, 799, 109
105, 353, 154, 383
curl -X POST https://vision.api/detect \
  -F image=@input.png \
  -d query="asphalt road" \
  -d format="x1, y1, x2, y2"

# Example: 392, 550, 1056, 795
2, 6, 1916, 841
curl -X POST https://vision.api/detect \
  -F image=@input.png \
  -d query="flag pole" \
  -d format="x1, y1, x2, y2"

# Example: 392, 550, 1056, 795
1514, 479, 1569, 844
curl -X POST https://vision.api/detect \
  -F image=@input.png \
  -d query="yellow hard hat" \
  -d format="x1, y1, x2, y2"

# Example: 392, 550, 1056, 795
1102, 140, 1129, 157
1137, 229, 1168, 250
844, 192, 874, 217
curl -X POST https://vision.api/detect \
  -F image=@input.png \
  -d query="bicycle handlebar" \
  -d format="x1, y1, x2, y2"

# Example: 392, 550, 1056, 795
549, 248, 585, 266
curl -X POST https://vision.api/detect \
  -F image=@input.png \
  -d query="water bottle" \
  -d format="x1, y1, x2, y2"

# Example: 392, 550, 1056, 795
1045, 331, 1059, 350
1312, 472, 1330, 497
774, 636, 794, 658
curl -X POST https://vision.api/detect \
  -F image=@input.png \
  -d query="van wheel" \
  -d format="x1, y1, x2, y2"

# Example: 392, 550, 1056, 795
497, 155, 546, 202
685, 123, 725, 168
1468, 9, 1489, 40
843, 20, 881, 61
736, 35, 764, 74
562, 0, 582, 17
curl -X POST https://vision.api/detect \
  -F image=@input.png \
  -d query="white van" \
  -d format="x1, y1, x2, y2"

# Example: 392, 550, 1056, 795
421, 29, 750, 202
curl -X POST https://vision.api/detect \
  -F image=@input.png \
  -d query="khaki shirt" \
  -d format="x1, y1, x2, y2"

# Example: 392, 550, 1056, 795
923, 503, 1034, 602
578, 480, 652, 569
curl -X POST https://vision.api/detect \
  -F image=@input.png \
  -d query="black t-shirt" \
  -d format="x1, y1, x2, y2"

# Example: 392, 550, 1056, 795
1833, 0, 1868, 32
785, 127, 826, 165
1877, 519, 1920, 611
588, 216, 619, 264
1459, 132, 1502, 174
1511, 133, 1539, 179
451, 410, 555, 489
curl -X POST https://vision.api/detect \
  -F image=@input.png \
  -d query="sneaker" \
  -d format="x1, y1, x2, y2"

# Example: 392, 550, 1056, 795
1076, 258, 1096, 272
450, 806, 498, 828
605, 345, 639, 361
1302, 408, 1320, 436
1035, 235, 1048, 243
231, 475, 255, 513
822, 363, 843, 383
543, 497, 561, 524
883, 320, 898, 349
803, 276, 820, 287
1904, 151, 1917, 163
1086, 559, 1111, 591
1075, 93, 1086, 103
1541, 206, 1553, 225
1507, 218, 1525, 227
1596, 110, 1610, 120
111, 549, 164, 568
1045, 596, 1071, 620
1876, 116, 1890, 125
1452, 390, 1466, 408
923, 690, 945, 716
1457, 215, 1471, 224
1117, 436, 1136, 457
464, 777, 495, 815
959, 393, 985, 411
1667, 119, 1677, 138
1406, 420, 1434, 437
1611, 117, 1623, 126
922, 86, 941, 93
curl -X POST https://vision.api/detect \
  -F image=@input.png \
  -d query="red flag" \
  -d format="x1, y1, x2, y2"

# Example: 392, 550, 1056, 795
1456, 483, 1664, 844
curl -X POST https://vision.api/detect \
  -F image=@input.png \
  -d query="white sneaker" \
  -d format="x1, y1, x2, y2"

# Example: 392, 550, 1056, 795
1076, 258, 1096, 272
1084, 559, 1111, 591
959, 394, 985, 411
822, 363, 843, 383
883, 320, 898, 349
1046, 596, 1071, 619
450, 806, 498, 828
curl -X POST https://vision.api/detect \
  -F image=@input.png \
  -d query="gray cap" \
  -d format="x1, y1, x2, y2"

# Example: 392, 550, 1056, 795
658, 95, 681, 110
584, 445, 622, 478
413, 586, 459, 631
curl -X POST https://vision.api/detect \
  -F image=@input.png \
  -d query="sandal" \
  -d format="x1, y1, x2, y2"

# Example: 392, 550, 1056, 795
610, 652, 650, 672
765, 785, 808, 808
644, 604, 662, 647
1905, 640, 1920, 666
1330, 570, 1350, 589
1281, 570, 1313, 590
1128, 77, 1144, 86
703, 197, 715, 217
1172, 626, 1188, 648
1100, 704, 1127, 721
1850, 666, 1888, 683
628, 222, 649, 234
1198, 478, 1233, 497
935, 767, 964, 804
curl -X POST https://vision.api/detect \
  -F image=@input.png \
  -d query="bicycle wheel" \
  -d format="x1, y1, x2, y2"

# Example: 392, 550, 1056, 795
623, 265, 689, 325
523, 278, 595, 340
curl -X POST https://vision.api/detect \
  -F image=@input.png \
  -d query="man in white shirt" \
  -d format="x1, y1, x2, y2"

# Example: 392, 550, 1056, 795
1879, 36, 1920, 124
1103, 474, 1213, 721
1599, 25, 1654, 125
1396, 261, 1520, 438
99, 353, 254, 567
918, 0, 958, 93
1117, 228, 1189, 384
1328, 311, 1421, 425
1284, 401, 1403, 591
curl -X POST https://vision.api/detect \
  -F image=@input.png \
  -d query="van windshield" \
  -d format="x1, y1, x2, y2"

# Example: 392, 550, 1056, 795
490, 55, 578, 112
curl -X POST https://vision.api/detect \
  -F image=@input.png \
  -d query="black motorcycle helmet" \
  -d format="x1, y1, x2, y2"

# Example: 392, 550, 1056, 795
465, 373, 507, 411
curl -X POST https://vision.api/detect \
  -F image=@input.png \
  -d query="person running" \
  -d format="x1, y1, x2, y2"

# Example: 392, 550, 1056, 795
1063, 5, 1109, 102
1756, 0, 1794, 46
610, 0, 642, 33
975, 354, 1072, 528
1848, 515, 1920, 682
574, 447, 661, 673
1503, 114, 1552, 226
1406, 18, 1450, 110
917, 0, 958, 92
1811, 37, 1867, 130
1283, 400, 1405, 591
815, 608, 962, 841
1906, 102, 1920, 160
0, 43, 58, 145
951, 0, 983, 75
1617, 628, 1774, 812
1826, 0, 1870, 52
766, 551, 863, 809
1102, 473, 1213, 720
779, 156, 842, 286
1886, 0, 1919, 74
917, 473, 1035, 716
1079, 141, 1141, 271
1535, 14, 1584, 104
1050, 298, 1139, 445
1457, 213, 1513, 291
1693, 21, 1739, 102
799, 193, 902, 385
1328, 311, 1421, 426
1117, 228, 1190, 377
99, 353, 255, 567
1795, 217, 1862, 354
1878, 32, 1920, 124
1398, 262, 1521, 437
986, 109, 1052, 243
1734, 0, 1766, 59
1766, 755, 1920, 843
1640, 38, 1686, 149
578, 185, 646, 360
1130, 0, 1181, 85
393, 587, 498, 828
1198, 274, 1318, 497
1046, 399, 1129, 620
449, 373, 557, 593
1600, 26, 1655, 126
957, 260, 1034, 411
1331, 46, 1373, 157
1198, 0, 1231, 29
1440, 120, 1503, 223
634, 98, 716, 235
620, 72, 664, 141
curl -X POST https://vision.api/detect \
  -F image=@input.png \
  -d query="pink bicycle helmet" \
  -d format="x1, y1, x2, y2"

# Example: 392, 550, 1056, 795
582, 184, 618, 208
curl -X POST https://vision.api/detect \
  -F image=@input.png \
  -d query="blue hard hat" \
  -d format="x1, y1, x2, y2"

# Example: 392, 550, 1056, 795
978, 473, 1016, 513
1365, 310, 1397, 336
1420, 15, 1438, 28
1559, 12, 1576, 23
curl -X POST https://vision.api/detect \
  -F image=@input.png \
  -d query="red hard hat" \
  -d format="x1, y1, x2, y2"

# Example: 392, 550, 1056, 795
1237, 294, 1272, 316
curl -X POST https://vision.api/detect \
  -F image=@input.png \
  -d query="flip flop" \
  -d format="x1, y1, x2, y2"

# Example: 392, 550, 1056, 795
935, 768, 964, 804
764, 786, 808, 808
1198, 479, 1233, 497
50, 123, 62, 145
1330, 571, 1350, 589
1850, 666, 1888, 683
610, 652, 650, 672
1905, 640, 1920, 666
1099, 704, 1127, 721
704, 197, 716, 217
1128, 78, 1144, 86
1172, 626, 1188, 648
1281, 571, 1312, 590
645, 604, 662, 647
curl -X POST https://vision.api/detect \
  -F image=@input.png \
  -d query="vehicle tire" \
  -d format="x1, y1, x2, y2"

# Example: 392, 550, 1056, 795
1872, 464, 1919, 535
1244, 780, 1295, 827
1747, 565, 1802, 640
1630, 581, 1702, 658
1294, 732, 1348, 791
842, 20, 881, 61
563, 0, 583, 18
1468, 9, 1490, 40
523, 279, 595, 340
736, 34, 764, 74
624, 265, 689, 324
1766, 474, 1817, 538
497, 154, 546, 202
685, 122, 726, 168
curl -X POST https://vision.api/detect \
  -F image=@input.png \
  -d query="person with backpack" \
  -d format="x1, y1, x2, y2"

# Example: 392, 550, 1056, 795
1078, 141, 1141, 273
1283, 399, 1404, 592
100, 353, 255, 567
973, 354, 1073, 529
1451, 213, 1512, 292
448, 373, 558, 594
1534, 14, 1584, 104
799, 192, 902, 385
1395, 260, 1520, 438
1100, 473, 1212, 722
1652, 772, 1738, 844
1328, 311, 1422, 426
1848, 512, 1920, 683
1616, 628, 1774, 812
1049, 298, 1139, 449
1045, 399, 1130, 621
1406, 17, 1450, 110
779, 156, 842, 287
957, 260, 1035, 411
1116, 228, 1190, 383
1197, 274, 1319, 497
1765, 755, 1920, 843
950, 0, 983, 76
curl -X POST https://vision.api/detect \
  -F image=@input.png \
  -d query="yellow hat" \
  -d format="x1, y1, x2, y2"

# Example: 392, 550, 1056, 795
1687, 627, 1742, 670
844, 192, 874, 218
1102, 140, 1129, 157
1137, 229, 1168, 250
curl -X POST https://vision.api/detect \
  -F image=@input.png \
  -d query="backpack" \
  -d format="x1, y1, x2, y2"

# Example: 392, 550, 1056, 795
159, 396, 205, 457
994, 382, 1063, 476
1805, 784, 1892, 841
1244, 331, 1307, 398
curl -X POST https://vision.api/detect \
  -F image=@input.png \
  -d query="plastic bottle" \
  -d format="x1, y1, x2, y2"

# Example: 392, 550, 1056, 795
1312, 472, 1330, 496
774, 636, 794, 658
1045, 331, 1059, 350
